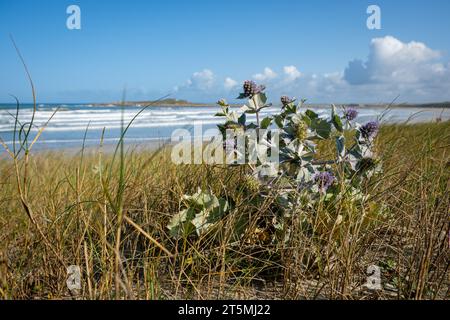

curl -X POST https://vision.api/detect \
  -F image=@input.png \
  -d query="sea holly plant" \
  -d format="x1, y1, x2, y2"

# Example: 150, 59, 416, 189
167, 189, 229, 238
168, 81, 383, 242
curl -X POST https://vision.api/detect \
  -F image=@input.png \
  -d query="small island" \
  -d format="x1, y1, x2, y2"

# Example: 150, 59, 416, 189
88, 98, 214, 107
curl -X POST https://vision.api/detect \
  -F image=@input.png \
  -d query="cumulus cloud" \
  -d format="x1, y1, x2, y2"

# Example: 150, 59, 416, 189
171, 69, 218, 101
283, 65, 302, 82
247, 65, 303, 88
185, 69, 215, 90
253, 67, 277, 81
174, 37, 450, 103
224, 77, 238, 90
344, 36, 444, 85
277, 72, 349, 102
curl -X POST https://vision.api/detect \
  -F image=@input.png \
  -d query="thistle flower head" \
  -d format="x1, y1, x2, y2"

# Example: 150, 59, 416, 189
344, 107, 358, 121
242, 80, 265, 98
217, 98, 228, 106
360, 121, 379, 139
294, 120, 308, 141
281, 96, 295, 107
314, 171, 335, 191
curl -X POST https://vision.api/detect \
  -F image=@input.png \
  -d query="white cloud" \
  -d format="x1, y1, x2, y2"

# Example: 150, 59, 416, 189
253, 67, 277, 81
337, 35, 450, 102
173, 37, 450, 103
283, 65, 302, 82
187, 69, 215, 90
224, 77, 238, 90
344, 35, 444, 85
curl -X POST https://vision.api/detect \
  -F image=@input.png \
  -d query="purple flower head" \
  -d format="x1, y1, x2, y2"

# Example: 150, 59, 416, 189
281, 96, 295, 107
314, 171, 335, 191
241, 80, 265, 98
344, 107, 358, 121
360, 121, 380, 139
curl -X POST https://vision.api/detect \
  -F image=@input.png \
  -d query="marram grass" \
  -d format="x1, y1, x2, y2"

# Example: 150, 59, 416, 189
0, 121, 448, 299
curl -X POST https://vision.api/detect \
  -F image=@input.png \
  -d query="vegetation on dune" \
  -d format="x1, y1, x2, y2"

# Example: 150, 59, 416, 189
0, 78, 448, 299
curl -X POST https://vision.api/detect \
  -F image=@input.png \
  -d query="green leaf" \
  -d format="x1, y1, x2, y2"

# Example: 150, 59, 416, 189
336, 135, 345, 158
167, 207, 196, 238
210, 198, 228, 222
191, 210, 211, 236
258, 92, 268, 105
260, 116, 272, 129
332, 114, 343, 132
217, 99, 228, 107
238, 113, 246, 125
331, 104, 337, 117
250, 93, 267, 110
310, 118, 332, 139
217, 124, 226, 136
246, 123, 258, 129
168, 190, 230, 238
285, 103, 297, 114
305, 109, 319, 119
301, 114, 312, 126
222, 105, 229, 114
274, 115, 284, 128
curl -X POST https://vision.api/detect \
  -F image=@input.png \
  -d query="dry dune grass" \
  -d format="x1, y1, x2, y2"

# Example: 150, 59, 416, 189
0, 121, 448, 299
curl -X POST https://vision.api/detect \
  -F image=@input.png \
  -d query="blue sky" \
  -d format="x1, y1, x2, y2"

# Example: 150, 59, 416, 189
1, 0, 450, 103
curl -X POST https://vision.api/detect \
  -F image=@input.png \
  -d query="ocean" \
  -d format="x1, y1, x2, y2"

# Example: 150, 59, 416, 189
0, 103, 448, 150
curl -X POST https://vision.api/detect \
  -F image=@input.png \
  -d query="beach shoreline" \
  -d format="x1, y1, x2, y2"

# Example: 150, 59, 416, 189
83, 102, 450, 109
